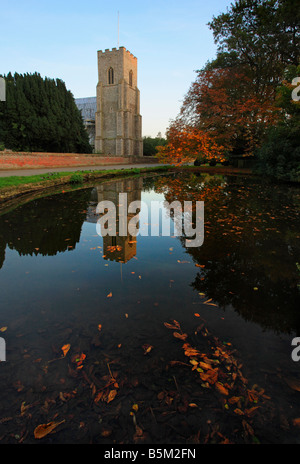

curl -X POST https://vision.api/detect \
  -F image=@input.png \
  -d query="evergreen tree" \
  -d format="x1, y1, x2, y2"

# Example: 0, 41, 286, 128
0, 72, 92, 153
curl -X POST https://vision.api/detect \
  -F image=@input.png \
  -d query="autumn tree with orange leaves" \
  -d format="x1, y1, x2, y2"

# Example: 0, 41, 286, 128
156, 121, 226, 165
157, 67, 278, 165
157, 0, 299, 166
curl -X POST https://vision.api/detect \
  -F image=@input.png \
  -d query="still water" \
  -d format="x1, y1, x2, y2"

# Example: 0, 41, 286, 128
0, 172, 299, 444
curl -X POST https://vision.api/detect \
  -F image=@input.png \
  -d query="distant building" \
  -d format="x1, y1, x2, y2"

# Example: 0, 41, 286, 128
75, 97, 96, 149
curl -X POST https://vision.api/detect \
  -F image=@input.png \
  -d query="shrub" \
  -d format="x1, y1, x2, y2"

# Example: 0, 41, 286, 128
69, 173, 84, 184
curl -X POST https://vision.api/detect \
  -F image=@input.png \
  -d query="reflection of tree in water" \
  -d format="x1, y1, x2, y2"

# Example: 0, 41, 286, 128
0, 189, 92, 269
154, 172, 300, 335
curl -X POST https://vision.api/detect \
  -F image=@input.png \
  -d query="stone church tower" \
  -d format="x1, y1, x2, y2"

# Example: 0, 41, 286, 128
95, 47, 143, 157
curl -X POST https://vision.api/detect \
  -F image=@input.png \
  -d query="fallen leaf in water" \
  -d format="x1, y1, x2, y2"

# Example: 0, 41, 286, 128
134, 425, 144, 438
34, 420, 65, 439
242, 420, 254, 436
164, 320, 181, 330
234, 408, 244, 415
284, 377, 300, 392
228, 396, 242, 405
142, 344, 153, 355
245, 406, 260, 416
293, 418, 300, 427
94, 391, 104, 403
20, 402, 30, 416
72, 352, 86, 369
182, 343, 201, 358
61, 344, 70, 357
199, 368, 218, 385
173, 332, 187, 340
107, 389, 117, 403
199, 361, 213, 370
215, 382, 229, 396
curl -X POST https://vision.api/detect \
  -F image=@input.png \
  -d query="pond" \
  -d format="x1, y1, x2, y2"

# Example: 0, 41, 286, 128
0, 171, 299, 444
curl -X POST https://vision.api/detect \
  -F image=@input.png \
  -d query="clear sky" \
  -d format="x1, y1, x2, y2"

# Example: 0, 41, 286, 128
1, 0, 232, 137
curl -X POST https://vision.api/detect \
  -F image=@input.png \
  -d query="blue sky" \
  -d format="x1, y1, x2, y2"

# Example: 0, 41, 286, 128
1, 0, 231, 137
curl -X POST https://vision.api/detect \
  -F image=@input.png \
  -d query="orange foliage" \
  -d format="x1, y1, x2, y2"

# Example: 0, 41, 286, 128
156, 123, 226, 165
157, 67, 279, 165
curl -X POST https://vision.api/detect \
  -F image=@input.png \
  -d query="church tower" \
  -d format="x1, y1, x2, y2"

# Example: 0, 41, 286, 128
95, 47, 143, 157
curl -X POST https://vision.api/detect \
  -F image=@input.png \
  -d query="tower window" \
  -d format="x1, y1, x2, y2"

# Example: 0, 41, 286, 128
108, 67, 114, 85
129, 70, 133, 87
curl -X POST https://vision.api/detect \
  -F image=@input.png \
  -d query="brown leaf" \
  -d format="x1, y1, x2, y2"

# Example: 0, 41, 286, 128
284, 377, 300, 392
61, 344, 70, 357
107, 389, 117, 403
199, 361, 212, 370
34, 420, 65, 439
215, 382, 229, 396
242, 420, 254, 436
164, 320, 181, 330
234, 408, 244, 416
173, 332, 187, 340
142, 344, 153, 355
228, 396, 242, 405
182, 343, 201, 357
199, 368, 218, 385
94, 391, 104, 403
245, 406, 259, 416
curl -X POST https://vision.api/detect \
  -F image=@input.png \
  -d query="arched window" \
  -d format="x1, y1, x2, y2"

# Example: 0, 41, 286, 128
108, 67, 114, 85
129, 70, 133, 87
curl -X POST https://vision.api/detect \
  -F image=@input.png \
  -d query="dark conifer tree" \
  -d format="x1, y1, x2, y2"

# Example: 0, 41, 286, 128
0, 72, 92, 153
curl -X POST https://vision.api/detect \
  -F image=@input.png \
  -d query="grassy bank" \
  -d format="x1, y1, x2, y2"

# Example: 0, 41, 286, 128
0, 165, 173, 202
0, 163, 257, 205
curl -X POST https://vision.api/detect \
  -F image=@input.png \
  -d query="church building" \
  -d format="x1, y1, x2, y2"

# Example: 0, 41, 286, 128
94, 47, 143, 157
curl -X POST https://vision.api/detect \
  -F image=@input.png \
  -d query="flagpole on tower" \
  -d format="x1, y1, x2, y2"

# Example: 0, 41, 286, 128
118, 11, 119, 48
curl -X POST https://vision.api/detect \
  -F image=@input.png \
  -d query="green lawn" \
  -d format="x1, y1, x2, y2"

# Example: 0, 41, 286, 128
0, 165, 171, 191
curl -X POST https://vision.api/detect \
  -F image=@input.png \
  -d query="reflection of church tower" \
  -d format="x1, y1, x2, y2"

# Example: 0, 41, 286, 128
92, 177, 143, 263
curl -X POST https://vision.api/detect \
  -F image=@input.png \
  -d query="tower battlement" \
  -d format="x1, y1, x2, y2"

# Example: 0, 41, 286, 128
98, 47, 137, 60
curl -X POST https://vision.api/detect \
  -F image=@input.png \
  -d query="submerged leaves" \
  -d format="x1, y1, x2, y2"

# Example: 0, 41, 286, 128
163, 317, 268, 424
